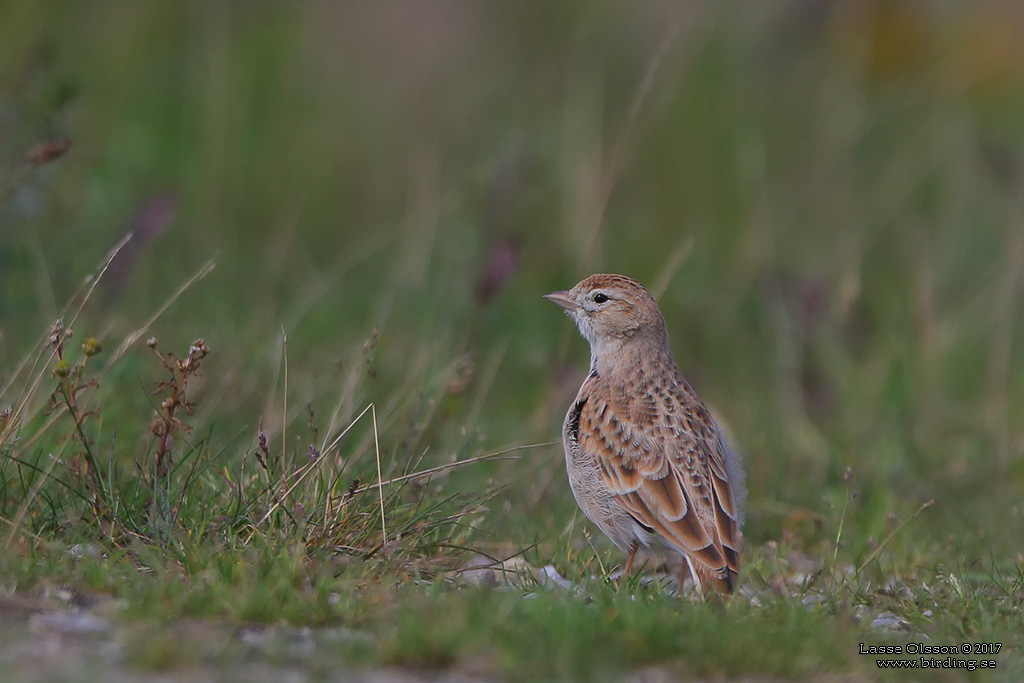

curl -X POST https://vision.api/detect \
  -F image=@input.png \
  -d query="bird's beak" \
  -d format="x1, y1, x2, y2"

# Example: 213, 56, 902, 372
543, 290, 578, 312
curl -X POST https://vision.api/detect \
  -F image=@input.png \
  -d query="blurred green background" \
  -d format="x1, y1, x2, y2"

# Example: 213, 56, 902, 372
3, 0, 1024, 586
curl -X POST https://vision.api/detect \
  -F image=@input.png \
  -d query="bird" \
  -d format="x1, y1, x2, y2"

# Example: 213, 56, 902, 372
544, 273, 746, 595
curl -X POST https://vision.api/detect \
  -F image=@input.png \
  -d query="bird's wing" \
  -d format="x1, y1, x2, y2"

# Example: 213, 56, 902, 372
575, 374, 741, 585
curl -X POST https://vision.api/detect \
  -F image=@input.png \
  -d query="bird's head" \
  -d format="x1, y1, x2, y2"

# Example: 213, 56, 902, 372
544, 274, 668, 353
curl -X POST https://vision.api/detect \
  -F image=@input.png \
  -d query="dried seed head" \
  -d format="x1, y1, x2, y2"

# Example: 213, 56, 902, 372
27, 138, 72, 166
147, 337, 158, 348
47, 320, 65, 348
189, 339, 210, 358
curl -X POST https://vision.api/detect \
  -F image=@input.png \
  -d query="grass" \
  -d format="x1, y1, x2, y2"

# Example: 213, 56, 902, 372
2, 2, 1024, 680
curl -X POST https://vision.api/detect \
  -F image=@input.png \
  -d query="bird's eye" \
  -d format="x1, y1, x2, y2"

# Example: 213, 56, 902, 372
592, 292, 609, 304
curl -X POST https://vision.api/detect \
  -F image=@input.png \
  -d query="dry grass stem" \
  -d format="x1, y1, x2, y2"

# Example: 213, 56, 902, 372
107, 258, 217, 366
372, 403, 386, 544
856, 499, 935, 575
348, 442, 552, 495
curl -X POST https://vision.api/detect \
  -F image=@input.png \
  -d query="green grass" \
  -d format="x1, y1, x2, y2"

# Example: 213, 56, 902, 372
2, 2, 1024, 681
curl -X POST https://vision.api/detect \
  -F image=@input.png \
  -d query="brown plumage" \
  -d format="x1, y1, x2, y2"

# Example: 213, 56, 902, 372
545, 274, 745, 595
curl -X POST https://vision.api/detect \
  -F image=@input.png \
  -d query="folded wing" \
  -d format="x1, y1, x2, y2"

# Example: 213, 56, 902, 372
576, 375, 741, 591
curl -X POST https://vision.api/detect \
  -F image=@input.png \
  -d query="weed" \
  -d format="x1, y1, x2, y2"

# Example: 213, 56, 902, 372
46, 320, 109, 523
146, 336, 210, 483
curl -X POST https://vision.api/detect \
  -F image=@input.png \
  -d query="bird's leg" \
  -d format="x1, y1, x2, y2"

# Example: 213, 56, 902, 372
682, 556, 702, 597
622, 541, 639, 578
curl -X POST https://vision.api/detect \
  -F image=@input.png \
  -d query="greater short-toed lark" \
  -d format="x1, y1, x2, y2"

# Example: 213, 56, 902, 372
545, 274, 746, 595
